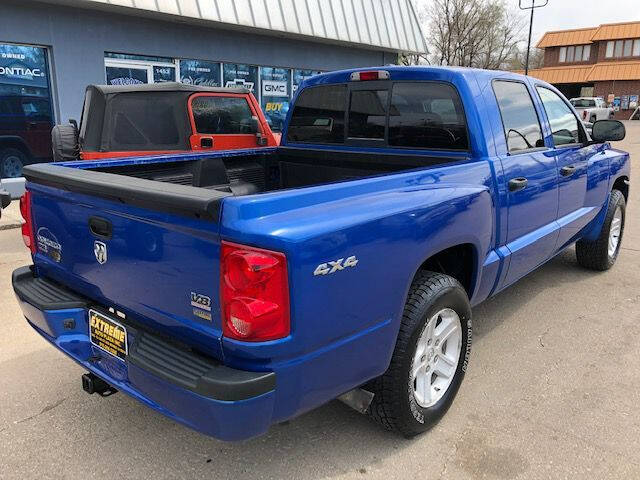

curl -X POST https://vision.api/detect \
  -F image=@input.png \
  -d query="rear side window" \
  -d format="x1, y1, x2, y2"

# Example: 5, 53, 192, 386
570, 98, 596, 108
493, 81, 543, 153
287, 85, 347, 144
191, 96, 254, 134
348, 89, 388, 139
388, 83, 468, 149
111, 93, 180, 147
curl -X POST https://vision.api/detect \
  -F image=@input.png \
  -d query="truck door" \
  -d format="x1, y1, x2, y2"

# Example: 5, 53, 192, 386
492, 80, 559, 288
534, 86, 598, 248
188, 93, 266, 151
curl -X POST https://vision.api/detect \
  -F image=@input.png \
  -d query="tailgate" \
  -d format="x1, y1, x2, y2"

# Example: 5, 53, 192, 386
24, 164, 229, 359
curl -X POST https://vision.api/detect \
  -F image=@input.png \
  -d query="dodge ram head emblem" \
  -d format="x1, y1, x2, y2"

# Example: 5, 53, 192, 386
94, 241, 107, 265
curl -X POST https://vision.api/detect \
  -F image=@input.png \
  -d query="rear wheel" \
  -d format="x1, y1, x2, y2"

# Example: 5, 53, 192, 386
0, 148, 27, 178
576, 189, 625, 270
366, 271, 472, 437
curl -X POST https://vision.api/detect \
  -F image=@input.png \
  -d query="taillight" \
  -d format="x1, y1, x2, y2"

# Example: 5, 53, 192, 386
220, 241, 290, 341
19, 192, 36, 254
349, 70, 390, 81
583, 110, 587, 120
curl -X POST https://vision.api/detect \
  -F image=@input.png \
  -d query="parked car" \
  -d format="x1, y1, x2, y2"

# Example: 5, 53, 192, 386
0, 94, 53, 178
0, 188, 10, 217
13, 66, 629, 442
51, 83, 279, 162
570, 96, 614, 122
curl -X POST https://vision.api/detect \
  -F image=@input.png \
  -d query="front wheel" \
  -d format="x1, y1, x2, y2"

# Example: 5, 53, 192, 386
576, 189, 626, 270
366, 271, 472, 437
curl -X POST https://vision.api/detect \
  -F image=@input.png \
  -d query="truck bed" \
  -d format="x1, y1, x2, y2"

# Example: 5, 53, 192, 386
25, 147, 468, 220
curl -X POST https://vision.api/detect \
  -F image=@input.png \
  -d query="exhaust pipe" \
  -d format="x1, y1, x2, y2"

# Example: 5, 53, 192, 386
82, 372, 118, 397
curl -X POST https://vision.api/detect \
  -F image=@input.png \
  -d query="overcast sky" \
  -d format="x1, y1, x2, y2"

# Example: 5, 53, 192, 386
525, 0, 639, 43
419, 0, 639, 44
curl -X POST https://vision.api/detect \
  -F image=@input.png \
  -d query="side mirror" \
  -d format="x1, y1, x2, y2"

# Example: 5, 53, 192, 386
248, 116, 259, 135
591, 119, 625, 143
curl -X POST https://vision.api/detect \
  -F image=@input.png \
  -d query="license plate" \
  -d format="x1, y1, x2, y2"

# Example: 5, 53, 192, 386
88, 309, 128, 361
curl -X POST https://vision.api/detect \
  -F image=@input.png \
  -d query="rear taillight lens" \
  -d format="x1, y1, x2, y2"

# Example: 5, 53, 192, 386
19, 192, 36, 254
220, 241, 290, 341
583, 110, 587, 120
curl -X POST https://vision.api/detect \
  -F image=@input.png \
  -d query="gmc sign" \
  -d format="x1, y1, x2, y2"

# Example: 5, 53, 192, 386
262, 80, 288, 97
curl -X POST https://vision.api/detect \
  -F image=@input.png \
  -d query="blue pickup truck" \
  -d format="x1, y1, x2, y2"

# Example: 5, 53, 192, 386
12, 66, 630, 441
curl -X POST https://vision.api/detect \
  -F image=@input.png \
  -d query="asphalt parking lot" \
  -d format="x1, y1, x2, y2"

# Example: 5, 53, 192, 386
1, 124, 639, 480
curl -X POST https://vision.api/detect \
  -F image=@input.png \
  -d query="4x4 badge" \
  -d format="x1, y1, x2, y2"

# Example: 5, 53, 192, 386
313, 256, 358, 276
94, 241, 107, 264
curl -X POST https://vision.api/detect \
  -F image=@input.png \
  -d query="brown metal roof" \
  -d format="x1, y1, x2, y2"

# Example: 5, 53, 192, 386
537, 21, 640, 48
520, 60, 640, 84
591, 21, 640, 41
536, 28, 597, 48
524, 65, 593, 84
588, 61, 640, 81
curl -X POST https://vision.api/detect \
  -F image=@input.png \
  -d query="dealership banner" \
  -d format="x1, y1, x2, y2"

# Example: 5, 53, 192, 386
180, 59, 220, 86
223, 63, 258, 92
260, 67, 291, 133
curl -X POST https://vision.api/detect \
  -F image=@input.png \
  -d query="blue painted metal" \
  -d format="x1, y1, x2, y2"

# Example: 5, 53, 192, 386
16, 66, 630, 441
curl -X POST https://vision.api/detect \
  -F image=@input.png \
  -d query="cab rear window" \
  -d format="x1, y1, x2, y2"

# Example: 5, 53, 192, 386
287, 81, 468, 150
286, 85, 347, 144
388, 83, 468, 150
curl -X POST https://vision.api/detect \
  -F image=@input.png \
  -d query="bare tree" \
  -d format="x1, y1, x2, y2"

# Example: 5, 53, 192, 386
504, 46, 545, 71
422, 0, 526, 70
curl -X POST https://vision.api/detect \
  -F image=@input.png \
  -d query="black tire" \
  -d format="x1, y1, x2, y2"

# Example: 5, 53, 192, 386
576, 189, 625, 271
366, 271, 472, 437
0, 147, 27, 178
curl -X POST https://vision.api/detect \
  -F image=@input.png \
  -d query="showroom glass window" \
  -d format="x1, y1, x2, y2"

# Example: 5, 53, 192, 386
104, 52, 176, 85
260, 67, 292, 133
0, 43, 55, 171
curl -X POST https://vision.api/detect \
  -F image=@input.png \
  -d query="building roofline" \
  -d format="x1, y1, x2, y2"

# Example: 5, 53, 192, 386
34, 0, 428, 54
537, 20, 640, 48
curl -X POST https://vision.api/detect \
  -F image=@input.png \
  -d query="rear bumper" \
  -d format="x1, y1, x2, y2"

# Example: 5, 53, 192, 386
12, 265, 276, 441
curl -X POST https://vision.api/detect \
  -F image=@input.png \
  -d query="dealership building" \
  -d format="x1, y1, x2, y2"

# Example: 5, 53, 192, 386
0, 0, 426, 177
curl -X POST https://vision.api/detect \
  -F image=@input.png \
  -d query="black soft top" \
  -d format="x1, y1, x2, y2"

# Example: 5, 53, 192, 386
80, 83, 250, 153
87, 82, 249, 95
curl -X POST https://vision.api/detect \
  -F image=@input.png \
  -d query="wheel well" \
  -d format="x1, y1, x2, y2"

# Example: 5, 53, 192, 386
0, 138, 31, 158
612, 176, 629, 202
415, 244, 476, 297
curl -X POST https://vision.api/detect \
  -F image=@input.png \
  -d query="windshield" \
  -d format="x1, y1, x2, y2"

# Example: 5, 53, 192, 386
570, 99, 596, 108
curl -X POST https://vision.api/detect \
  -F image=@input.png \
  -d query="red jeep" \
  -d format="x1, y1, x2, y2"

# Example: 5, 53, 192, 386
52, 83, 278, 162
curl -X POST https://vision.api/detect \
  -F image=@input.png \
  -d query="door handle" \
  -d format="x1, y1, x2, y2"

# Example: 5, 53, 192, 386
508, 177, 528, 192
560, 165, 576, 177
89, 216, 113, 239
